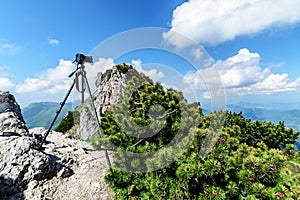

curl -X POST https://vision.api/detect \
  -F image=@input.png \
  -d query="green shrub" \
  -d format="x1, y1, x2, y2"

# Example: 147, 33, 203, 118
87, 64, 300, 199
55, 111, 80, 133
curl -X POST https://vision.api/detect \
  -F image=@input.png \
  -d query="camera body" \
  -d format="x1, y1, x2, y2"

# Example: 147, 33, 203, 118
75, 53, 93, 64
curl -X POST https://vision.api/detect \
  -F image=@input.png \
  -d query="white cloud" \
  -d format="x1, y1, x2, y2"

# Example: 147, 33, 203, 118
191, 48, 204, 61
15, 58, 115, 95
83, 57, 115, 92
165, 0, 300, 46
215, 48, 269, 88
131, 59, 142, 68
46, 80, 71, 94
15, 59, 74, 93
85, 57, 115, 80
15, 78, 50, 93
182, 48, 300, 98
0, 77, 14, 91
183, 70, 206, 90
131, 59, 164, 81
13, 58, 115, 107
48, 37, 60, 45
0, 65, 15, 91
0, 42, 21, 54
233, 74, 300, 95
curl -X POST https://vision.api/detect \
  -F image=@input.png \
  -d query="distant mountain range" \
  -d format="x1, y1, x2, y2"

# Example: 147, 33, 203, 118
202, 102, 300, 131
227, 104, 300, 150
225, 104, 300, 132
22, 101, 300, 150
22, 102, 73, 129
203, 102, 300, 150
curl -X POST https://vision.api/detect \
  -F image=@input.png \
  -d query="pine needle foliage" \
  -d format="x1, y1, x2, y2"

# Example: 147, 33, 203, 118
55, 111, 80, 133
97, 64, 300, 199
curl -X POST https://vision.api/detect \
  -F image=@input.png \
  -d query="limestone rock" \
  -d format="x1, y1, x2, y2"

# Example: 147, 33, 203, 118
0, 128, 112, 200
0, 91, 112, 199
76, 106, 98, 140
94, 65, 127, 115
75, 65, 128, 140
0, 136, 57, 199
0, 91, 28, 136
23, 130, 112, 200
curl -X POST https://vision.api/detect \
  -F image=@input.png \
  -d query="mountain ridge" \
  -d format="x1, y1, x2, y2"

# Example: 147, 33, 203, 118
22, 101, 73, 129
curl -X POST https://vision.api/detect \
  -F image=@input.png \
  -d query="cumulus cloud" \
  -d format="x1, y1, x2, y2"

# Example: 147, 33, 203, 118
15, 59, 74, 94
0, 78, 14, 91
15, 58, 115, 95
83, 57, 115, 92
131, 59, 164, 81
215, 48, 270, 88
233, 74, 300, 95
0, 65, 15, 91
183, 71, 206, 90
15, 78, 50, 93
12, 58, 115, 106
48, 37, 60, 45
164, 0, 300, 46
85, 57, 115, 80
182, 48, 300, 97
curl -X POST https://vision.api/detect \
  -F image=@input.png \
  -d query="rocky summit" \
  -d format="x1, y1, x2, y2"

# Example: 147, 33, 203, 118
94, 65, 128, 115
0, 91, 28, 136
75, 64, 144, 140
0, 91, 112, 199
75, 65, 130, 140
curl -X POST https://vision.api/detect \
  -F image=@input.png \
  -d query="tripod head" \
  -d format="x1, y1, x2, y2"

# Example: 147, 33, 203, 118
69, 53, 93, 78
73, 53, 93, 65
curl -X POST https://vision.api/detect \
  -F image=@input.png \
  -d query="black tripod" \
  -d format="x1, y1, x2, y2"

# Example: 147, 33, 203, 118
38, 54, 111, 167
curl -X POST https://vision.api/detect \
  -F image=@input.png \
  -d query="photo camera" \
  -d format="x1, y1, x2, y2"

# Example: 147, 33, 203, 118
75, 53, 93, 64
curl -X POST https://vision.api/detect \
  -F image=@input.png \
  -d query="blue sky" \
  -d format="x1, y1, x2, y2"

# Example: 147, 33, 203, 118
1, 0, 300, 109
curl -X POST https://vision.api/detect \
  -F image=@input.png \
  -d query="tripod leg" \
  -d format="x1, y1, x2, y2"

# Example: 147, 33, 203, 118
83, 75, 111, 167
38, 79, 76, 150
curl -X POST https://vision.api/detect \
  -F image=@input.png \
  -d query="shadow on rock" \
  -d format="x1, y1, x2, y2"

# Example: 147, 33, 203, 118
0, 175, 25, 200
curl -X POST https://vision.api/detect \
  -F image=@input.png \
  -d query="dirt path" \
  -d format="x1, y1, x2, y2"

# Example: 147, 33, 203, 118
24, 129, 113, 200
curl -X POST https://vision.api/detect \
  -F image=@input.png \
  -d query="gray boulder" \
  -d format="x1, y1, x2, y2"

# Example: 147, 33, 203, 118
0, 91, 59, 199
0, 91, 28, 136
0, 136, 57, 199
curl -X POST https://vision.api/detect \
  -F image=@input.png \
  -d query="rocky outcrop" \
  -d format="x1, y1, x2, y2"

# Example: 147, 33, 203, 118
0, 91, 112, 199
75, 64, 152, 140
0, 134, 57, 199
94, 65, 128, 115
75, 64, 130, 139
0, 92, 58, 199
0, 91, 28, 136
76, 106, 99, 140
